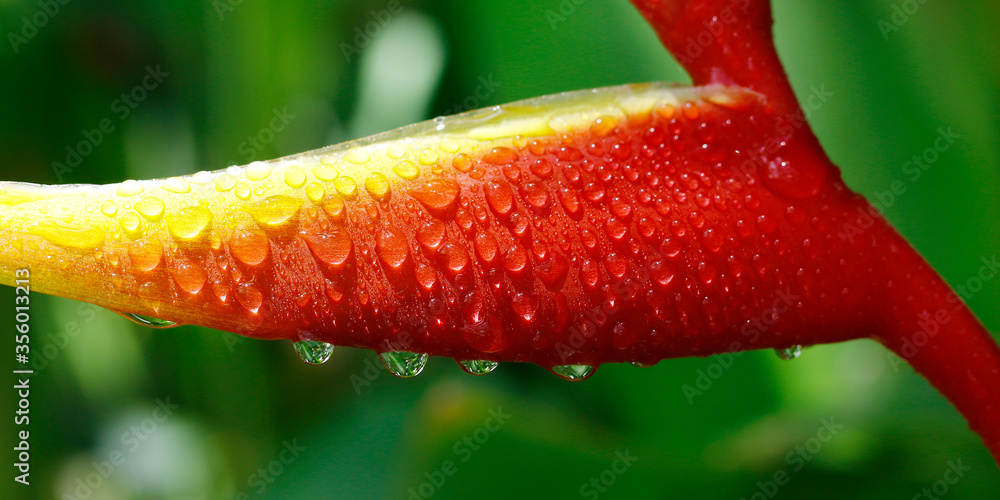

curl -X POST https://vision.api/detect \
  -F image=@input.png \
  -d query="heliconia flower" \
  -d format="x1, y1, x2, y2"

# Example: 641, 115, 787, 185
1, 0, 998, 462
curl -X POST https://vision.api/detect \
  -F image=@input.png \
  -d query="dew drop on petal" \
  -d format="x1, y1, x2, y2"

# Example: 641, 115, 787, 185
379, 351, 428, 378
293, 340, 335, 365
304, 230, 353, 268
117, 180, 144, 197
485, 180, 515, 216
458, 359, 499, 375
775, 345, 802, 360
365, 172, 392, 201
100, 201, 118, 217
134, 196, 165, 220
229, 229, 270, 266
283, 166, 307, 188
408, 179, 461, 215
246, 195, 303, 228
244, 161, 272, 181
117, 312, 178, 329
376, 230, 410, 269
334, 176, 359, 199
162, 177, 191, 194
168, 258, 207, 294
484, 146, 518, 165
551, 364, 595, 381
165, 206, 213, 242
305, 183, 326, 203
392, 160, 419, 180
417, 220, 447, 254
215, 173, 238, 192
236, 283, 263, 313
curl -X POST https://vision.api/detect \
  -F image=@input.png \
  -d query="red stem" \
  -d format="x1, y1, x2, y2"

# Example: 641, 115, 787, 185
876, 233, 1000, 460
633, 0, 1000, 463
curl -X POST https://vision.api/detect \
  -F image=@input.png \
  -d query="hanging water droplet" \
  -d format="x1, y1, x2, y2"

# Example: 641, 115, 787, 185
775, 345, 802, 360
117, 311, 179, 329
293, 340, 335, 365
552, 364, 594, 381
458, 359, 499, 376
379, 351, 428, 378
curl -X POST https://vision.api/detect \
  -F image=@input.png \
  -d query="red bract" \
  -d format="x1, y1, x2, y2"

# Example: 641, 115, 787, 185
0, 0, 997, 463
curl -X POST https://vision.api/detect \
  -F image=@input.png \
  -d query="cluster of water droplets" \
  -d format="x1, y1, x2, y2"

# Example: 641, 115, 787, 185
20, 83, 831, 379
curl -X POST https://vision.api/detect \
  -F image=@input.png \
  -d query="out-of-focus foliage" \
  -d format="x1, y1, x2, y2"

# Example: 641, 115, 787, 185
1, 1, 998, 499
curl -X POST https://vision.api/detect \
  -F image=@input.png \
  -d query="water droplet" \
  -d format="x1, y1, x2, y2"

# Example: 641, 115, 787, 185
522, 182, 549, 209
321, 196, 346, 222
235, 184, 252, 200
604, 253, 628, 278
343, 149, 370, 164
30, 221, 105, 250
129, 239, 163, 272
168, 257, 207, 294
418, 149, 439, 165
537, 253, 569, 290
162, 177, 191, 193
212, 282, 231, 303
557, 187, 581, 215
416, 220, 447, 254
759, 139, 826, 200
438, 243, 469, 273
775, 345, 802, 360
502, 244, 529, 274
229, 229, 270, 266
414, 262, 437, 291
473, 232, 499, 263
246, 195, 303, 228
440, 137, 460, 153
334, 176, 358, 198
245, 161, 272, 181
100, 201, 118, 217
236, 283, 263, 313
376, 230, 410, 269
284, 166, 307, 188
484, 146, 518, 165
293, 340, 334, 365
485, 180, 514, 216
165, 206, 213, 242
392, 160, 419, 180
303, 230, 353, 268
119, 212, 142, 236
134, 196, 165, 220
118, 312, 178, 329
458, 359, 499, 375
611, 322, 637, 349
215, 173, 237, 192
530, 158, 553, 178
408, 179, 460, 216
379, 351, 428, 378
452, 153, 472, 172
364, 172, 391, 201
604, 218, 628, 241
580, 259, 601, 288
117, 180, 144, 197
581, 183, 605, 203
314, 164, 339, 181
552, 364, 594, 381
387, 143, 406, 159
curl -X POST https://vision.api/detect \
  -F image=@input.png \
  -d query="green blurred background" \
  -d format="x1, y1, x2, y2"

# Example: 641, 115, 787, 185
1, 0, 999, 498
